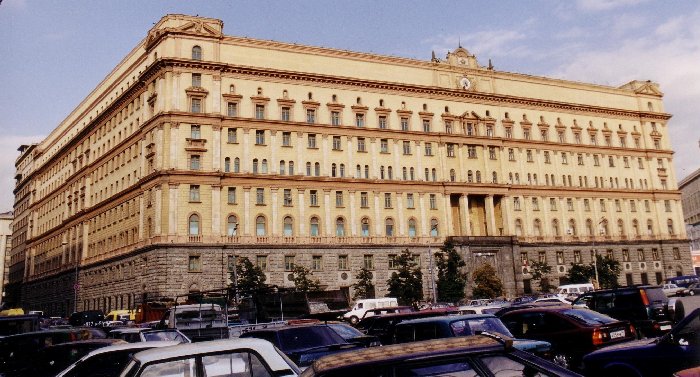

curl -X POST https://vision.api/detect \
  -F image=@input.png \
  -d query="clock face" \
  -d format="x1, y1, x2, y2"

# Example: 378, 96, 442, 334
460, 77, 471, 90
458, 57, 467, 65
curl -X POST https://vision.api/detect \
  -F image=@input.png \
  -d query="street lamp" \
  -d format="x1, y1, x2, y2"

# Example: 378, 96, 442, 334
428, 224, 438, 304
592, 218, 606, 288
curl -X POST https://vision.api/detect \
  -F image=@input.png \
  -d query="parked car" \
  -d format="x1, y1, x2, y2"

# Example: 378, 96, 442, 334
500, 307, 636, 370
326, 323, 381, 347
494, 301, 568, 317
535, 296, 573, 305
393, 314, 552, 358
55, 340, 180, 377
300, 333, 581, 377
686, 282, 700, 296
583, 308, 700, 377
69, 310, 105, 327
108, 327, 191, 343
572, 285, 672, 338
0, 327, 106, 377
121, 338, 300, 376
27, 339, 126, 377
359, 306, 413, 320
664, 283, 688, 297
354, 308, 458, 345
343, 298, 398, 325
556, 284, 595, 300
239, 323, 365, 367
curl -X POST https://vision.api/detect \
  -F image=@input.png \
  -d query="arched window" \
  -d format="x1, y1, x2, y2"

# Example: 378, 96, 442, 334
408, 218, 417, 237
253, 159, 259, 173
403, 167, 408, 180
233, 157, 240, 173
410, 167, 415, 180
515, 173, 520, 184
388, 166, 393, 180
332, 163, 337, 177
288, 161, 294, 175
364, 165, 369, 178
310, 216, 320, 237
552, 219, 560, 236
667, 219, 674, 235
617, 219, 625, 236
449, 169, 456, 182
191, 45, 202, 60
601, 219, 609, 235
361, 217, 370, 237
314, 162, 320, 176
568, 219, 576, 236
280, 160, 286, 175
306, 162, 312, 176
188, 214, 200, 235
533, 174, 537, 185
515, 219, 523, 236
261, 159, 268, 174
224, 157, 231, 172
283, 216, 293, 236
339, 164, 345, 177
227, 215, 238, 236
533, 219, 542, 236
432, 168, 437, 181
647, 219, 654, 235
256, 216, 266, 236
430, 219, 439, 237
336, 217, 346, 236
385, 218, 394, 236
467, 170, 473, 183
586, 219, 594, 236
356, 165, 361, 178
632, 219, 640, 236
476, 171, 482, 183
380, 166, 385, 179
492, 172, 498, 183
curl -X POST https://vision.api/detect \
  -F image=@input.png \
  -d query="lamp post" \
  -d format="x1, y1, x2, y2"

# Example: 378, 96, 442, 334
428, 224, 438, 304
592, 218, 606, 288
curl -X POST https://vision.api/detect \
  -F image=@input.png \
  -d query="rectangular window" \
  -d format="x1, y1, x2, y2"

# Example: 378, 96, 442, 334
255, 130, 265, 145
190, 98, 202, 113
403, 141, 411, 155
191, 73, 202, 87
406, 193, 415, 209
331, 111, 341, 126
578, 154, 584, 165
384, 193, 392, 208
378, 115, 387, 129
380, 139, 389, 153
584, 199, 591, 211
282, 132, 291, 146
357, 137, 366, 152
513, 197, 521, 211
283, 189, 292, 206
189, 125, 201, 140
284, 255, 295, 271
227, 128, 237, 143
306, 109, 316, 123
467, 145, 477, 159
446, 144, 455, 157
312, 256, 322, 271
486, 125, 494, 137
645, 200, 651, 212
556, 251, 564, 265
615, 199, 622, 212
567, 198, 574, 211
308, 134, 317, 148
550, 198, 557, 211
561, 153, 568, 164
388, 254, 398, 269
256, 188, 265, 204
505, 127, 512, 138
422, 119, 431, 132
227, 102, 238, 117
355, 113, 365, 127
227, 187, 236, 204
256, 256, 267, 271
523, 129, 531, 140
526, 150, 533, 162
673, 247, 681, 260
665, 200, 671, 212
593, 155, 600, 166
255, 104, 265, 119
335, 191, 344, 207
338, 255, 348, 270
544, 151, 551, 164
538, 251, 546, 263
574, 250, 581, 263
630, 200, 637, 212
189, 185, 200, 202
532, 197, 539, 211
310, 190, 318, 206
425, 143, 433, 156
622, 249, 631, 262
429, 194, 437, 210
281, 106, 291, 121
189, 155, 201, 170
360, 192, 369, 208
489, 147, 496, 160
364, 254, 374, 270
188, 255, 201, 272
508, 148, 515, 161
328, 136, 341, 151
623, 157, 630, 168
400, 117, 409, 131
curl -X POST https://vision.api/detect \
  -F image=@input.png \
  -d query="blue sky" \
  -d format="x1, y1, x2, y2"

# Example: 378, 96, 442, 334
1, 0, 699, 211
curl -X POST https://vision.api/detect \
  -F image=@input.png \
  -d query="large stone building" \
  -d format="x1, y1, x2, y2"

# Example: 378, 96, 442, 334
12, 14, 692, 316
680, 167, 700, 275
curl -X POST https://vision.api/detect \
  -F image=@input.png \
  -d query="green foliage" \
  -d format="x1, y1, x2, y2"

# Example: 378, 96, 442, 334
472, 263, 503, 299
352, 268, 375, 300
567, 263, 595, 284
529, 260, 553, 293
435, 242, 467, 303
292, 265, 321, 292
231, 257, 267, 294
386, 249, 423, 306
596, 255, 622, 289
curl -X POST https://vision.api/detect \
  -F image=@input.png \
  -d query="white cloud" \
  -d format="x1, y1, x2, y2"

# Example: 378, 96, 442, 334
423, 29, 530, 63
576, 0, 649, 12
0, 135, 43, 212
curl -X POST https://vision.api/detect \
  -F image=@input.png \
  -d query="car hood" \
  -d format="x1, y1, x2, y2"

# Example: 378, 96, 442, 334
513, 339, 551, 352
584, 337, 656, 358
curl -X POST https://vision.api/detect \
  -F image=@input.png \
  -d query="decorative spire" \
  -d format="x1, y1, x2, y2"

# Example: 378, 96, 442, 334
488, 59, 494, 70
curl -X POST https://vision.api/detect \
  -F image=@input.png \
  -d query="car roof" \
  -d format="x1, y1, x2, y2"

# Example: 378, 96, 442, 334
84, 340, 180, 356
244, 323, 330, 333
583, 285, 661, 294
131, 338, 290, 371
396, 314, 495, 326
310, 335, 505, 373
44, 338, 126, 348
500, 306, 576, 316
110, 328, 145, 334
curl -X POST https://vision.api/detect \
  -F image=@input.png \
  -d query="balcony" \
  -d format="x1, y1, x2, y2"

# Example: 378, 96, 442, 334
185, 138, 208, 152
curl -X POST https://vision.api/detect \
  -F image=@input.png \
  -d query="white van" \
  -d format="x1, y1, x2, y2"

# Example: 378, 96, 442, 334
556, 283, 594, 299
343, 298, 398, 324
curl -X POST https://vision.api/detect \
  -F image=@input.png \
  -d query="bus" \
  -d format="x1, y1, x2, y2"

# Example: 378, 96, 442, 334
665, 275, 700, 288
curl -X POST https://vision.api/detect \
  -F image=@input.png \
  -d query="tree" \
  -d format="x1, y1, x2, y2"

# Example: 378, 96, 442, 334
386, 249, 423, 306
435, 241, 467, 303
567, 263, 595, 284
596, 255, 622, 289
472, 263, 503, 299
352, 267, 375, 300
529, 260, 553, 293
231, 257, 267, 295
292, 265, 321, 292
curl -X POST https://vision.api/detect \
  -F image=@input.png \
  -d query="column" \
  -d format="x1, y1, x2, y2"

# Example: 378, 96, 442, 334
170, 72, 179, 111
419, 193, 427, 236
271, 188, 279, 235
169, 123, 179, 169
296, 132, 304, 172
370, 138, 378, 179
393, 140, 400, 175
442, 193, 452, 236
154, 185, 162, 235
138, 196, 145, 239
397, 193, 405, 235
324, 190, 332, 235
242, 129, 250, 173
211, 185, 221, 235
349, 190, 357, 236
502, 195, 512, 235
168, 184, 178, 234
243, 187, 251, 236
297, 189, 306, 235
374, 192, 382, 235
212, 126, 221, 170
322, 135, 330, 176
212, 73, 221, 113
155, 125, 164, 170
346, 137, 354, 174
82, 221, 89, 260
460, 194, 471, 236
486, 195, 497, 236
416, 141, 423, 180
457, 144, 465, 181
270, 131, 277, 174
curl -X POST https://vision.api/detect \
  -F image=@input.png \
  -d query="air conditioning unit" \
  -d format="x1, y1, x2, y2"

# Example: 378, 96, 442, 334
624, 263, 632, 271
338, 272, 349, 281
558, 265, 566, 274
654, 261, 662, 269
639, 262, 647, 270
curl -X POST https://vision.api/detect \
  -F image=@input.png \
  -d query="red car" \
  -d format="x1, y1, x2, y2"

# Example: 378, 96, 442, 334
499, 306, 635, 370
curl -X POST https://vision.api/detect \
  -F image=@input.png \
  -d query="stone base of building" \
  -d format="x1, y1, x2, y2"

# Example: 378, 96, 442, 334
19, 238, 693, 317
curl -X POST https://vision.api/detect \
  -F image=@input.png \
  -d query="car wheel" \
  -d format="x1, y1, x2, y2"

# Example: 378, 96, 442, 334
552, 353, 571, 369
349, 316, 359, 325
690, 291, 695, 296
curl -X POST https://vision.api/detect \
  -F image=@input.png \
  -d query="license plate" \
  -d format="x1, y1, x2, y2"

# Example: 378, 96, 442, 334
609, 330, 626, 339
660, 325, 672, 331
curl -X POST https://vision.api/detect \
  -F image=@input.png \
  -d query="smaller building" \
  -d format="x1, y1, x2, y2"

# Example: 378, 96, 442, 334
0, 211, 13, 306
680, 167, 700, 274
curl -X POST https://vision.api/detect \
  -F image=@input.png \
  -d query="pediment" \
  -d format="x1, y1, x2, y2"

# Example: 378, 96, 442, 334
177, 21, 221, 37
634, 82, 663, 96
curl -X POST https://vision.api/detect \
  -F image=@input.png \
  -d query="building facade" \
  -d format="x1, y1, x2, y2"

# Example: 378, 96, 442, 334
0, 211, 12, 306
13, 14, 692, 316
680, 167, 700, 275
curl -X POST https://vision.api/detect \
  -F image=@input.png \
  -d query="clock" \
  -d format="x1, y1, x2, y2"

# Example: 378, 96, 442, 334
460, 77, 472, 90
458, 57, 467, 65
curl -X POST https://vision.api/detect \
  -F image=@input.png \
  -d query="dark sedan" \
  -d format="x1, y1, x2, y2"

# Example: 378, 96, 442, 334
582, 308, 700, 377
500, 307, 635, 370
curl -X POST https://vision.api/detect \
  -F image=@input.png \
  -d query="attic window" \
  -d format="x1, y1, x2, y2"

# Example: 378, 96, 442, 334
356, 97, 362, 104
379, 99, 384, 107
332, 94, 337, 102
423, 104, 428, 111
444, 106, 449, 113
308, 92, 313, 100
257, 87, 263, 95
486, 110, 490, 117
192, 46, 202, 60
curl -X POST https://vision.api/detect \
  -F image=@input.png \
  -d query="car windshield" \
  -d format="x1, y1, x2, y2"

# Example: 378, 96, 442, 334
644, 288, 668, 303
562, 309, 617, 325
278, 326, 346, 352
328, 324, 363, 339
450, 318, 513, 337
143, 330, 189, 343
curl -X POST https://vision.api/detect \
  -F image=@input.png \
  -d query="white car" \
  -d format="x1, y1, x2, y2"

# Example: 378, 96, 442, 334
56, 341, 180, 377
662, 283, 686, 297
534, 296, 572, 305
120, 338, 300, 377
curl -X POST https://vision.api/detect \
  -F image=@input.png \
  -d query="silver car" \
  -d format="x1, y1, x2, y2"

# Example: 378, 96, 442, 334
56, 341, 180, 377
